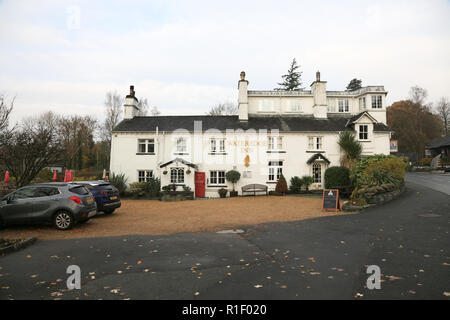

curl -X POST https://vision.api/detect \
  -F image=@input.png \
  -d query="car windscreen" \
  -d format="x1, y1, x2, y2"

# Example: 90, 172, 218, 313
69, 186, 90, 195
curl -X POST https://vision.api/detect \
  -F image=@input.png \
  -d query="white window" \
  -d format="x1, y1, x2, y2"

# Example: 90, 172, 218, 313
268, 136, 283, 151
210, 139, 225, 153
327, 98, 336, 113
138, 170, 153, 182
312, 163, 322, 183
176, 137, 187, 153
138, 139, 154, 153
210, 171, 226, 185
338, 99, 349, 112
260, 99, 274, 112
359, 97, 366, 110
268, 161, 283, 181
308, 136, 323, 150
290, 100, 301, 112
371, 95, 382, 109
170, 168, 184, 184
359, 125, 369, 140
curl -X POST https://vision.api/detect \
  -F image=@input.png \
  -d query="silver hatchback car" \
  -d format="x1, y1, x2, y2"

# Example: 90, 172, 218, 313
0, 183, 97, 230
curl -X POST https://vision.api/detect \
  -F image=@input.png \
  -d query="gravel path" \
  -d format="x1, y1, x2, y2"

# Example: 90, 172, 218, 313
0, 196, 349, 241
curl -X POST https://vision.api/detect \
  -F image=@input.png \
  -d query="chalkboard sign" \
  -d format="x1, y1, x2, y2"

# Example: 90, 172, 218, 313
322, 189, 340, 212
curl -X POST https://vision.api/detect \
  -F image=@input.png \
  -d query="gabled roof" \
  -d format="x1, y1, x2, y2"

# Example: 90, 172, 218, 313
345, 111, 378, 127
113, 115, 391, 133
306, 153, 331, 165
159, 158, 198, 169
427, 135, 450, 149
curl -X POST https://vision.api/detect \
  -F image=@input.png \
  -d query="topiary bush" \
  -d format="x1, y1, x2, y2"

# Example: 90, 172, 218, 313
289, 176, 302, 193
275, 174, 288, 194
226, 170, 241, 192
324, 166, 351, 189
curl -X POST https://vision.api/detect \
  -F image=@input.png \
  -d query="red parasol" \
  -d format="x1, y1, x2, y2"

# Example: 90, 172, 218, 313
4, 171, 10, 183
53, 170, 57, 181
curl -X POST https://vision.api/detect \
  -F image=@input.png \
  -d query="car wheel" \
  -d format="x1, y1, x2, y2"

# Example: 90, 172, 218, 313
103, 209, 115, 215
53, 211, 74, 230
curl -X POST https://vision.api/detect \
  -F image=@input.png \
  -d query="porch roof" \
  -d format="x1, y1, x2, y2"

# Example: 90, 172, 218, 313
306, 153, 331, 165
159, 158, 198, 170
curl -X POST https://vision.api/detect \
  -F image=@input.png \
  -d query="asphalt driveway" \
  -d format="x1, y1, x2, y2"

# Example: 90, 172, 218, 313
0, 178, 449, 300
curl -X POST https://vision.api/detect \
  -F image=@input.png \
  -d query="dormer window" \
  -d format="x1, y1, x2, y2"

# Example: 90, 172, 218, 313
359, 125, 369, 140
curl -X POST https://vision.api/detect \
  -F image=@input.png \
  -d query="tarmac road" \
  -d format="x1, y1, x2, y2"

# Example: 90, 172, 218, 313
0, 178, 449, 300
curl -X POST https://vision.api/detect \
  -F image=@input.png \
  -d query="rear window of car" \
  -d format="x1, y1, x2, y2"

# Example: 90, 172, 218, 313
69, 186, 90, 195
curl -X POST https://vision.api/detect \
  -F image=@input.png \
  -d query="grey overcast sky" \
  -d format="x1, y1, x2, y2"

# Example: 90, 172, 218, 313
1, 0, 449, 123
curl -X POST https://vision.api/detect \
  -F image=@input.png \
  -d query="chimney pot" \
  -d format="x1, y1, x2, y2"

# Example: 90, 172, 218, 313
130, 85, 135, 97
316, 71, 320, 82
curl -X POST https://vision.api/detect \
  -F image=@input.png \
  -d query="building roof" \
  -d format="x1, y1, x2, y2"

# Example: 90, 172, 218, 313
306, 153, 331, 165
427, 135, 450, 149
113, 115, 390, 133
159, 158, 198, 169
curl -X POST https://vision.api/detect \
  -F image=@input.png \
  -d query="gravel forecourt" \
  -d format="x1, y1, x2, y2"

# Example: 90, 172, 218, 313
0, 196, 353, 241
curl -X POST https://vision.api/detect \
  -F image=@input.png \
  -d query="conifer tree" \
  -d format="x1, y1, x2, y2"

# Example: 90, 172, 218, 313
275, 58, 303, 91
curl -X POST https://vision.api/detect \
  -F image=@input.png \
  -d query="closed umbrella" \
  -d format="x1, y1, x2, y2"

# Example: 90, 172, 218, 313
68, 170, 73, 182
53, 170, 57, 181
63, 170, 68, 182
102, 169, 106, 180
4, 171, 10, 183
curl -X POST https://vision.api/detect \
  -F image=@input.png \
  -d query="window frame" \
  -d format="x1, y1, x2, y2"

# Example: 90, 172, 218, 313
338, 99, 349, 113
210, 138, 225, 154
170, 168, 185, 184
268, 161, 283, 182
209, 170, 226, 186
312, 163, 322, 184
175, 137, 187, 154
268, 136, 283, 151
359, 125, 369, 140
138, 170, 153, 182
137, 139, 155, 154
308, 136, 323, 151
371, 95, 382, 109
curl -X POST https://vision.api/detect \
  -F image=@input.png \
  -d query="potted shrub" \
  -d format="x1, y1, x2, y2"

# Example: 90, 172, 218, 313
218, 188, 228, 198
163, 170, 168, 175
225, 170, 241, 197
186, 169, 191, 175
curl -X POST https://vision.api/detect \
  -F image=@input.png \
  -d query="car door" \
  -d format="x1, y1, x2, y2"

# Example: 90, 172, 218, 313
0, 187, 38, 224
26, 187, 61, 222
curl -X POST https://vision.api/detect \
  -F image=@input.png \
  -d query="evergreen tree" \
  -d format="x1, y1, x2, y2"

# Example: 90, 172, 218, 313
346, 78, 362, 91
275, 58, 303, 91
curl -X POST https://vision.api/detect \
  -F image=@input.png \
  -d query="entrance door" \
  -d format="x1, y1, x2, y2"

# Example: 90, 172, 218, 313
195, 172, 206, 198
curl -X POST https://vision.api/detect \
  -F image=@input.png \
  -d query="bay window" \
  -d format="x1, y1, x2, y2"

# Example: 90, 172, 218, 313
170, 168, 184, 184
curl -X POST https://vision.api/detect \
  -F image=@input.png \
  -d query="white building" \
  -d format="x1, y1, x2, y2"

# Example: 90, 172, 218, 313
110, 72, 391, 197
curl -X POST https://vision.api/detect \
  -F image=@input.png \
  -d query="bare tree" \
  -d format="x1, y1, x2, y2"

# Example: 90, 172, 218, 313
0, 94, 14, 137
409, 86, 428, 105
1, 113, 64, 187
207, 102, 238, 115
137, 97, 160, 116
436, 97, 450, 135
101, 91, 123, 143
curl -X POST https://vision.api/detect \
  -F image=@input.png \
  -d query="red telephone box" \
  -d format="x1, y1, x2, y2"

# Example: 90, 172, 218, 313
195, 172, 206, 198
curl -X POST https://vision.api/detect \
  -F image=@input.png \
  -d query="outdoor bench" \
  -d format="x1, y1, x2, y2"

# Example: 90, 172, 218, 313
241, 184, 268, 196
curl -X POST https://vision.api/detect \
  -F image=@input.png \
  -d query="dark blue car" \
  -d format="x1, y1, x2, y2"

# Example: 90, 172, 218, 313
75, 181, 121, 214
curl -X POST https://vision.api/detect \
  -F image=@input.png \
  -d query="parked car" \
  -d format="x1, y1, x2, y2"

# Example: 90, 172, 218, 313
0, 183, 97, 230
74, 181, 121, 214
